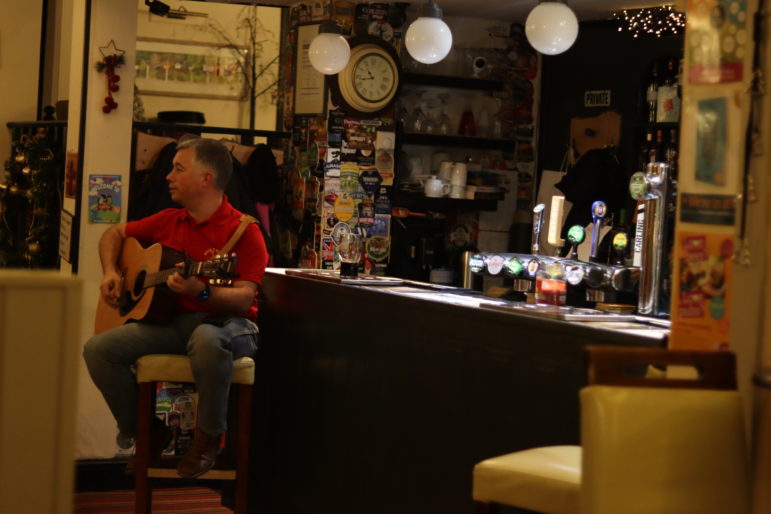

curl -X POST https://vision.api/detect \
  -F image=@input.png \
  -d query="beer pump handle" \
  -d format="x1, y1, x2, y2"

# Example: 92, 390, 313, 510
589, 200, 607, 262
547, 195, 565, 252
531, 203, 546, 255
566, 225, 585, 260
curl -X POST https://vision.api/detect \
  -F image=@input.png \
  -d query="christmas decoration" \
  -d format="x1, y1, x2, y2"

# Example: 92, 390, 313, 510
96, 40, 126, 113
1, 128, 63, 268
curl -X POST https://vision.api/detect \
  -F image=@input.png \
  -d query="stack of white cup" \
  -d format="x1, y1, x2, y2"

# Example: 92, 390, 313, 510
448, 162, 467, 199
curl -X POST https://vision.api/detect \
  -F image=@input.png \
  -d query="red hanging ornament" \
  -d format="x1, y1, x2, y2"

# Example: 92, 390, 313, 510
96, 40, 126, 114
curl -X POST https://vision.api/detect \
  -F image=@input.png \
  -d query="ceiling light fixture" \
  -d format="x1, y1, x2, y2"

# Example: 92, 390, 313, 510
613, 6, 685, 38
308, 19, 351, 75
405, 0, 453, 65
525, 0, 579, 56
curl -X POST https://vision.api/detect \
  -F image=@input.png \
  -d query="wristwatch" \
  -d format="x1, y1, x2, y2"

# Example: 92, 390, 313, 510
196, 283, 211, 302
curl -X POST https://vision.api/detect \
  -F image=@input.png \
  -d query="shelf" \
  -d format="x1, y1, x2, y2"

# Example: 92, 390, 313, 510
400, 132, 515, 151
402, 72, 505, 91
394, 191, 498, 212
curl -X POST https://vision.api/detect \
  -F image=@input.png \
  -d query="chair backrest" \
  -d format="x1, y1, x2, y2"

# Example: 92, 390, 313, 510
580, 346, 750, 514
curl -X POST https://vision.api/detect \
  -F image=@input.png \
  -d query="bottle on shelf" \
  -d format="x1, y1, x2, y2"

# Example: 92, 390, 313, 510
639, 129, 654, 171
458, 95, 476, 136
656, 57, 681, 123
664, 128, 678, 176
649, 129, 664, 163
645, 62, 659, 123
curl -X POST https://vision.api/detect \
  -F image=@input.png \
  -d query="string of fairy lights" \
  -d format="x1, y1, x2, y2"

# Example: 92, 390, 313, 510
613, 5, 686, 38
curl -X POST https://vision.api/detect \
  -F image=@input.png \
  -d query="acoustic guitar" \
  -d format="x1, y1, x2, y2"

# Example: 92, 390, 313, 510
94, 237, 237, 334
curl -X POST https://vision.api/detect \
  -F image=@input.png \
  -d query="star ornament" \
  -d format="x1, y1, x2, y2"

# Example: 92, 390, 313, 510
99, 40, 125, 59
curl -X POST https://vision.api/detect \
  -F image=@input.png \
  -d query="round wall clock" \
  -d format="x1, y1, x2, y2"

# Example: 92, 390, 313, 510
330, 35, 401, 117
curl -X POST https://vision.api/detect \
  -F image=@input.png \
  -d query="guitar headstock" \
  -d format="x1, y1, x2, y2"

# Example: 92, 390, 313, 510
200, 253, 239, 285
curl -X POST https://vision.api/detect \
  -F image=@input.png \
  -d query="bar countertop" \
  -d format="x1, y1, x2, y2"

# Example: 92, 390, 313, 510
249, 269, 666, 514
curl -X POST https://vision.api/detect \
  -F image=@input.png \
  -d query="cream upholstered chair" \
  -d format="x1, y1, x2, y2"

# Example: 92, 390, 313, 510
133, 354, 255, 514
472, 346, 749, 514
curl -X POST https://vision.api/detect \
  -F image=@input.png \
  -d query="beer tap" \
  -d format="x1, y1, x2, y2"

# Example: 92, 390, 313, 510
565, 225, 585, 260
589, 200, 607, 263
531, 203, 546, 255
629, 162, 670, 316
547, 195, 565, 255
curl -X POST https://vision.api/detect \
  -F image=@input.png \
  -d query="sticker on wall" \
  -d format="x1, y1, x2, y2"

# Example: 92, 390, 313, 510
358, 199, 375, 226
325, 147, 342, 178
359, 167, 383, 194
367, 214, 391, 237
331, 221, 353, 245
365, 236, 390, 262
334, 192, 356, 222
340, 162, 360, 193
670, 232, 734, 350
88, 174, 121, 223
290, 171, 305, 211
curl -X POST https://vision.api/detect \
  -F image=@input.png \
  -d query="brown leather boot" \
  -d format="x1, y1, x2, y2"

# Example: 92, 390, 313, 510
176, 429, 222, 478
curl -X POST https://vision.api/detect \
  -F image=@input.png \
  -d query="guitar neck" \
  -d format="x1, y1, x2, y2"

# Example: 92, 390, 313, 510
144, 262, 206, 288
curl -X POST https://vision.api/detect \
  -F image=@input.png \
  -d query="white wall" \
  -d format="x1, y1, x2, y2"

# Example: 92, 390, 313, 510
0, 0, 44, 168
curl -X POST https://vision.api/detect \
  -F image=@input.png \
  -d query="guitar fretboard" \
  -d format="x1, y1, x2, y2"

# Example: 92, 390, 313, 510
143, 262, 207, 289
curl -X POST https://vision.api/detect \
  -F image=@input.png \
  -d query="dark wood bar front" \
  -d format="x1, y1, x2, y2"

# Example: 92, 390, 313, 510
249, 271, 665, 514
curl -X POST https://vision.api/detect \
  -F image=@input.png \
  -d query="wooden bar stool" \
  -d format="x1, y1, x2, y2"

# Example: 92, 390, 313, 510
133, 354, 255, 514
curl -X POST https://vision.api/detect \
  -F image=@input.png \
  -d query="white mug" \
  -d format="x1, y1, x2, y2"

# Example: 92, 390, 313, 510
450, 162, 468, 186
438, 161, 454, 183
423, 176, 451, 197
449, 184, 466, 199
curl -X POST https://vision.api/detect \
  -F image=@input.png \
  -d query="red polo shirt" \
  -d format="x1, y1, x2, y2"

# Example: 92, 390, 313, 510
125, 197, 268, 320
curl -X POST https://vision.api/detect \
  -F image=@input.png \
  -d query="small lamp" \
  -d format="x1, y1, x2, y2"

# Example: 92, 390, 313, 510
525, 0, 579, 55
308, 19, 351, 75
405, 0, 453, 65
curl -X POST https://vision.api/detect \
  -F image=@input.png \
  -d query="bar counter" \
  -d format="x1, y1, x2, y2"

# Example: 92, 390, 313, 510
249, 269, 667, 514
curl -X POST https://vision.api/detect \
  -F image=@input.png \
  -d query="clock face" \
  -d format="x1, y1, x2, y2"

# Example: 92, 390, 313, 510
330, 36, 401, 117
353, 53, 395, 103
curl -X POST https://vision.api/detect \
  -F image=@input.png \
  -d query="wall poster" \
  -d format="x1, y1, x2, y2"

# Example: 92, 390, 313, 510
88, 174, 122, 224
686, 0, 748, 84
670, 231, 734, 350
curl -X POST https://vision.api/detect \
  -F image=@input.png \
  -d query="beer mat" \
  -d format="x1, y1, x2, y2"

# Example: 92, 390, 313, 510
284, 269, 404, 286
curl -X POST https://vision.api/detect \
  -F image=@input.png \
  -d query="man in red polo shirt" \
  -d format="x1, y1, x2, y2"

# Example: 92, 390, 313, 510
83, 137, 268, 478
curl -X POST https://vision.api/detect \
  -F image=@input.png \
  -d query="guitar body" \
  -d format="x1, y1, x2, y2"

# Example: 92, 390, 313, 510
94, 238, 181, 334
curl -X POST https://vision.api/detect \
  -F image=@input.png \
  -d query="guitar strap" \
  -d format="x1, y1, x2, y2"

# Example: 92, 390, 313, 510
218, 214, 257, 255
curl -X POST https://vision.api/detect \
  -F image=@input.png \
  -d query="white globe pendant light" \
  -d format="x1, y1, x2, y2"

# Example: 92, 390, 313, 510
525, 0, 579, 55
308, 19, 351, 75
405, 0, 453, 65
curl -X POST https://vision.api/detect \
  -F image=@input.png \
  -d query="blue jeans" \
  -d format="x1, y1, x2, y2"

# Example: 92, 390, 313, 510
83, 312, 259, 437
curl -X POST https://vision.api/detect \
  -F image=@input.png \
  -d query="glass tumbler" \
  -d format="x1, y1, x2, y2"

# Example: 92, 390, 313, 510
338, 233, 362, 278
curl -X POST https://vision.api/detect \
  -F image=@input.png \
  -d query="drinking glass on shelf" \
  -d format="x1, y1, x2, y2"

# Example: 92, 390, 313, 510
338, 232, 362, 279
423, 98, 439, 134
437, 93, 452, 135
407, 90, 427, 133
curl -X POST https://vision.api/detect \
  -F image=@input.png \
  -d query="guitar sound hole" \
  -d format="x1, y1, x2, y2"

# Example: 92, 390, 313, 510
133, 271, 146, 297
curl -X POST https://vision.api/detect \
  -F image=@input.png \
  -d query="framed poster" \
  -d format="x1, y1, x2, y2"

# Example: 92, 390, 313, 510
135, 37, 248, 100
294, 23, 327, 115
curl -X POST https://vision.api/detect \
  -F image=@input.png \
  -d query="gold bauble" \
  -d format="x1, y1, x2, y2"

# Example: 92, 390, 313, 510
14, 154, 26, 163
27, 241, 41, 255
8, 185, 20, 195
22, 166, 31, 175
